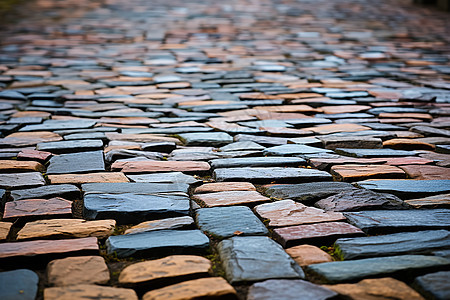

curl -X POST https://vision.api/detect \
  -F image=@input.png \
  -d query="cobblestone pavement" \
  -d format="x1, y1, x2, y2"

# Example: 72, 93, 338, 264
0, 0, 450, 299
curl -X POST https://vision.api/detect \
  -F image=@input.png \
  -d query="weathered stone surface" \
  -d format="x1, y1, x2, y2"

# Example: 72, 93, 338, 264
336, 230, 450, 260
209, 157, 305, 169
383, 138, 435, 150
219, 141, 265, 152
0, 269, 39, 300
255, 200, 345, 227
411, 126, 450, 137
119, 255, 211, 287
44, 285, 137, 300
335, 148, 417, 158
399, 165, 450, 180
263, 182, 356, 202
47, 151, 105, 174
84, 193, 189, 224
0, 237, 99, 261
10, 184, 80, 201
3, 197, 72, 220
112, 160, 210, 173
325, 277, 425, 300
48, 172, 129, 184
0, 131, 62, 147
247, 279, 338, 300
0, 172, 45, 189
126, 172, 199, 185
178, 132, 233, 146
106, 133, 180, 144
273, 221, 364, 247
193, 190, 270, 207
406, 194, 450, 208
344, 209, 450, 234
196, 206, 268, 239
82, 182, 189, 194
106, 230, 209, 258
142, 277, 237, 300
0, 222, 12, 241
20, 120, 96, 132
307, 255, 450, 283
316, 189, 407, 212
263, 144, 332, 156
304, 124, 370, 135
17, 219, 116, 240
218, 236, 304, 283
214, 167, 332, 183
37, 140, 104, 154
47, 256, 110, 286
125, 216, 194, 234
0, 160, 45, 172
414, 271, 450, 300
319, 136, 382, 150
331, 164, 405, 181
286, 245, 333, 267
357, 179, 450, 199
194, 182, 256, 193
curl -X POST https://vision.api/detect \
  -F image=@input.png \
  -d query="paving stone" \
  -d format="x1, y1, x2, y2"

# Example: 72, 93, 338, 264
0, 172, 46, 189
112, 160, 210, 173
196, 206, 268, 239
17, 219, 116, 240
48, 172, 130, 184
3, 197, 72, 220
264, 182, 357, 202
307, 255, 450, 283
194, 182, 256, 193
285, 245, 333, 267
335, 148, 417, 158
106, 230, 209, 258
383, 138, 435, 150
399, 165, 450, 180
119, 255, 211, 288
20, 120, 96, 132
178, 132, 233, 146
330, 164, 406, 182
383, 156, 434, 166
325, 277, 425, 300
414, 271, 450, 300
263, 144, 332, 156
218, 236, 304, 284
234, 134, 289, 146
10, 184, 80, 201
411, 126, 450, 137
0, 222, 12, 241
336, 230, 450, 260
0, 237, 99, 261
0, 160, 45, 172
37, 140, 103, 154
316, 189, 408, 211
319, 136, 383, 150
344, 209, 450, 234
84, 193, 190, 224
127, 172, 199, 184
209, 157, 305, 169
82, 182, 189, 194
0, 131, 62, 147
17, 149, 52, 162
304, 124, 370, 135
255, 200, 345, 227
193, 190, 270, 207
106, 133, 181, 144
0, 269, 38, 300
44, 285, 137, 300
273, 221, 364, 247
47, 150, 105, 174
47, 256, 110, 286
214, 167, 332, 183
405, 194, 450, 208
141, 141, 177, 153
219, 141, 265, 152
357, 179, 450, 199
125, 216, 194, 235
247, 279, 338, 300
142, 277, 237, 300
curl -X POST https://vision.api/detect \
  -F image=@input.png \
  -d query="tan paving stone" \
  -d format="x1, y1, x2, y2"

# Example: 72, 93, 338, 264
105, 133, 181, 144
286, 245, 333, 266
383, 138, 435, 150
0, 131, 62, 147
0, 222, 12, 241
304, 124, 370, 135
405, 194, 450, 208
331, 164, 406, 181
0, 160, 45, 172
44, 285, 137, 300
48, 172, 129, 184
193, 190, 270, 207
194, 182, 256, 193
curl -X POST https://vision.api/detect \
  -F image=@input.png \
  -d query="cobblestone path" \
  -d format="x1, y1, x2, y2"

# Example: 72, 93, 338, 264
0, 0, 450, 299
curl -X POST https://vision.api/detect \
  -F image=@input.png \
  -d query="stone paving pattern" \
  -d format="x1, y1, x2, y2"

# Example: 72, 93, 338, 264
0, 0, 449, 299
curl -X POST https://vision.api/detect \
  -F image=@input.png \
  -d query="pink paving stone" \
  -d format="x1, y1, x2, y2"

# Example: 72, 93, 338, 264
3, 197, 72, 220
303, 124, 371, 135
309, 157, 387, 170
48, 172, 130, 184
193, 190, 270, 207
320, 105, 371, 114
0, 237, 99, 260
255, 200, 345, 227
17, 149, 53, 162
383, 157, 434, 166
273, 222, 364, 248
112, 160, 211, 173
399, 165, 450, 180
194, 182, 256, 194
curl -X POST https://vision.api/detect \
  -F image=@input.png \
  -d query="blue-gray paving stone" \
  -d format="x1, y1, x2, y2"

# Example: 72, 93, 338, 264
368, 107, 428, 115
343, 209, 450, 234
357, 179, 450, 198
178, 132, 233, 146
46, 150, 105, 174
82, 182, 190, 194
10, 184, 80, 201
83, 193, 190, 224
37, 139, 104, 153
213, 167, 332, 183
264, 182, 357, 202
433, 250, 450, 260
0, 189, 5, 201
306, 255, 450, 284
209, 157, 305, 169
336, 230, 450, 260
106, 229, 209, 258
325, 91, 369, 98
414, 271, 450, 300
315, 113, 373, 120
217, 236, 305, 284
360, 123, 406, 131
19, 120, 96, 132
219, 141, 265, 152
126, 172, 199, 185
238, 120, 292, 128
324, 130, 396, 140
0, 269, 38, 300
285, 118, 332, 128
263, 144, 332, 156
234, 134, 289, 146
196, 206, 268, 239
335, 148, 417, 158
63, 132, 107, 141
0, 90, 27, 100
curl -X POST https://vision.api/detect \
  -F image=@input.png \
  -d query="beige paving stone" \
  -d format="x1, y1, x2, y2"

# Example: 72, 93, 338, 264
119, 255, 211, 287
321, 105, 371, 114
0, 222, 12, 241
112, 161, 210, 173
125, 216, 194, 234
142, 277, 237, 300
44, 285, 137, 300
17, 219, 116, 240
253, 105, 320, 113
193, 190, 270, 207
286, 245, 333, 267
47, 256, 110, 286
106, 133, 181, 144
48, 172, 129, 184
405, 194, 450, 208
383, 138, 435, 150
255, 200, 345, 227
331, 164, 406, 181
0, 160, 45, 172
304, 124, 370, 135
399, 165, 450, 180
0, 131, 62, 147
194, 182, 256, 193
